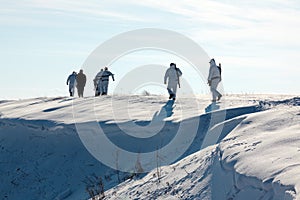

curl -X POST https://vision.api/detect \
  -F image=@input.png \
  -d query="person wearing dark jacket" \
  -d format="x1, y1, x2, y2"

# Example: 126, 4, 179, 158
66, 71, 77, 97
76, 69, 86, 97
94, 69, 104, 96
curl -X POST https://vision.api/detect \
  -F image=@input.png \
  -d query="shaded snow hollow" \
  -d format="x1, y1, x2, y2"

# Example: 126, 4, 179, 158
100, 99, 300, 200
0, 95, 299, 200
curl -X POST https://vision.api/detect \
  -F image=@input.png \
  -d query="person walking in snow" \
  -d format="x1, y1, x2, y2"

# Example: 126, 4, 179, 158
94, 68, 104, 96
66, 71, 77, 97
76, 69, 86, 98
207, 58, 222, 102
96, 67, 115, 95
164, 63, 182, 100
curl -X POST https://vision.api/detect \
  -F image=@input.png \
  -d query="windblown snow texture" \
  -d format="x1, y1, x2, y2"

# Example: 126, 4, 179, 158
0, 95, 299, 200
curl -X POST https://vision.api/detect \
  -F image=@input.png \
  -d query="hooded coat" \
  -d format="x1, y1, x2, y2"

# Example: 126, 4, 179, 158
164, 65, 182, 88
67, 73, 77, 88
76, 72, 86, 89
207, 60, 221, 82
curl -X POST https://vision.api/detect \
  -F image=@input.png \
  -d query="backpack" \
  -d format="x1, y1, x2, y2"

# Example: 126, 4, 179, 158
218, 63, 222, 76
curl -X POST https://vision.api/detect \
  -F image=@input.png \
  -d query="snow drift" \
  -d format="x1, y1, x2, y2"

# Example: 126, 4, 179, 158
100, 99, 300, 200
0, 95, 299, 200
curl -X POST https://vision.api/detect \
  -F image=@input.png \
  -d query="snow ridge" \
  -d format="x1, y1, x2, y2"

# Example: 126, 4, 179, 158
100, 97, 300, 200
0, 95, 299, 200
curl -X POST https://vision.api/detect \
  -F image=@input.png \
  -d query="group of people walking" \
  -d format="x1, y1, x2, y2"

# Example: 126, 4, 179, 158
164, 58, 222, 102
93, 67, 115, 96
66, 58, 222, 102
66, 69, 87, 97
66, 67, 115, 98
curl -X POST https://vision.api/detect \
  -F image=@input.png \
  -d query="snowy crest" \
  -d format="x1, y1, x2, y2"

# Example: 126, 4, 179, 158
72, 28, 226, 173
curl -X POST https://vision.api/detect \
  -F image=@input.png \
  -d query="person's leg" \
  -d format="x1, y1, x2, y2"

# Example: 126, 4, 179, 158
168, 86, 175, 100
216, 88, 222, 100
81, 87, 84, 97
77, 87, 81, 97
210, 80, 218, 101
98, 82, 103, 95
95, 85, 99, 96
172, 84, 177, 99
102, 81, 108, 95
80, 87, 84, 97
167, 88, 173, 99
167, 82, 176, 99
214, 80, 222, 100
210, 87, 217, 101
69, 85, 73, 96
72, 86, 76, 97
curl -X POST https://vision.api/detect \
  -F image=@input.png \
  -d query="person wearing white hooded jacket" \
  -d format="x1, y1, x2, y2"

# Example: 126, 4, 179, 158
94, 69, 104, 96
207, 58, 222, 102
95, 67, 115, 95
164, 63, 182, 100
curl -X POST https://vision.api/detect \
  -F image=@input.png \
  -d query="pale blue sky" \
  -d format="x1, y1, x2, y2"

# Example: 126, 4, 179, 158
1, 0, 299, 99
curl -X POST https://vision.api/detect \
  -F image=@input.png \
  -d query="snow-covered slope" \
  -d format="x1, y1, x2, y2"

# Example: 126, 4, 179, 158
218, 105, 300, 200
101, 99, 300, 200
0, 95, 299, 200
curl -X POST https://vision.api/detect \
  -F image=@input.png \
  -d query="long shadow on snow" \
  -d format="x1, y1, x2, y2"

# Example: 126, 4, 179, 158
177, 105, 261, 161
101, 100, 176, 153
0, 103, 263, 198
98, 104, 262, 159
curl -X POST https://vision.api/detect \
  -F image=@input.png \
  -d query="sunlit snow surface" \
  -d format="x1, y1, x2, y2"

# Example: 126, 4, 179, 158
0, 94, 299, 200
